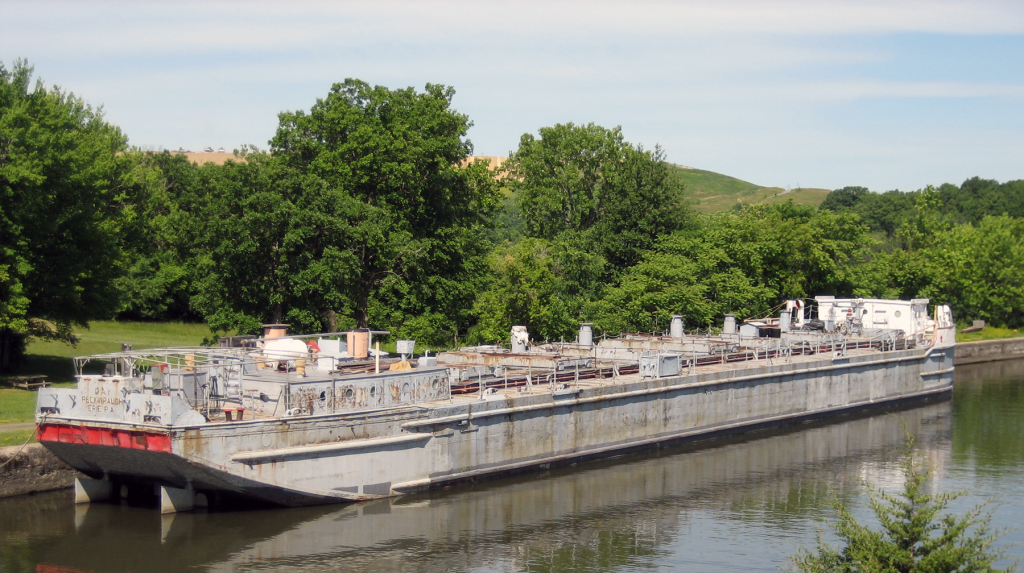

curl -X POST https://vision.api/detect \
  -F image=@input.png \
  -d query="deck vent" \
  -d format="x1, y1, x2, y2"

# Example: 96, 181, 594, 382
396, 340, 415, 357
640, 354, 682, 378
511, 326, 529, 353
780, 311, 791, 331
578, 323, 593, 348
723, 314, 737, 335
262, 323, 290, 339
670, 316, 684, 338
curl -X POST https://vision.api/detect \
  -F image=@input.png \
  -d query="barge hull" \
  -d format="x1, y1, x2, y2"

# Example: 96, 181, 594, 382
38, 345, 955, 506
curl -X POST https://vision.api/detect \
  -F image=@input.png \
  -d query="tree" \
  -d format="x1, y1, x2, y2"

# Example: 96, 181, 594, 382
503, 122, 689, 270
790, 432, 1015, 573
0, 60, 129, 370
112, 151, 208, 322
938, 178, 1024, 225
589, 202, 871, 334
591, 227, 775, 333
193, 79, 499, 335
469, 237, 603, 344
918, 216, 1024, 328
820, 186, 871, 212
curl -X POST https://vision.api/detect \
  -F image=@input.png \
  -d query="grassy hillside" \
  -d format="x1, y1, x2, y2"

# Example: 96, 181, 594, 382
671, 166, 830, 213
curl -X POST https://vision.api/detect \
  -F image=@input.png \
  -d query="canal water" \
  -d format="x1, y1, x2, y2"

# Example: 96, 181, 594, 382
2, 359, 1022, 573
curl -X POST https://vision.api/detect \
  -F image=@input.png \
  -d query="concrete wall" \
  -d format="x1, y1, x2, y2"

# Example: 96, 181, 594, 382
954, 338, 1024, 365
0, 443, 81, 498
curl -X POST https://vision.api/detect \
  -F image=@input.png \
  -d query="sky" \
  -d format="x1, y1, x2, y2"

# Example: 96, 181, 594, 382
2, 0, 1023, 191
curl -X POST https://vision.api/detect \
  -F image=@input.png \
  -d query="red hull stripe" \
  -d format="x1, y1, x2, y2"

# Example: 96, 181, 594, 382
36, 564, 100, 573
37, 423, 171, 453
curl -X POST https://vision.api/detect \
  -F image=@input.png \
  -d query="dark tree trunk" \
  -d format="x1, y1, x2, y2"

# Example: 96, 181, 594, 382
0, 329, 27, 374
356, 283, 370, 328
323, 309, 338, 332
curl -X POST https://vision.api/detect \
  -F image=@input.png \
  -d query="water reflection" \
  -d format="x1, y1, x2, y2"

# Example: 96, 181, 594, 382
2, 359, 1021, 573
952, 360, 1024, 471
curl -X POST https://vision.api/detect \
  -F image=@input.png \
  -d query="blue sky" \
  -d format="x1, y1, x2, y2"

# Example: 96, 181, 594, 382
2, 0, 1022, 191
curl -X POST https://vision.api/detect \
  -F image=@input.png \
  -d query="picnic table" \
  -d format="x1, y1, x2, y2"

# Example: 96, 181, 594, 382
2, 375, 50, 390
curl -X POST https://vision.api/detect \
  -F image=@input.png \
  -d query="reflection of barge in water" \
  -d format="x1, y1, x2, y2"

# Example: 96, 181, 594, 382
11, 395, 953, 573
35, 297, 956, 513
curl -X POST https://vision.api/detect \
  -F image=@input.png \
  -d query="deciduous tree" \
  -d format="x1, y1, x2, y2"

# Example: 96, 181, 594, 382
0, 60, 129, 370
503, 122, 689, 270
193, 80, 499, 336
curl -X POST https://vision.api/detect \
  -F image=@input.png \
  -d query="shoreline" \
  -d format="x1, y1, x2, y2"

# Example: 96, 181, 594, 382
0, 442, 81, 498
954, 338, 1024, 365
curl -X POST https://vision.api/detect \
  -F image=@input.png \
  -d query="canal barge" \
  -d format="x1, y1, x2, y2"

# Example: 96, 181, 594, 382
35, 297, 956, 513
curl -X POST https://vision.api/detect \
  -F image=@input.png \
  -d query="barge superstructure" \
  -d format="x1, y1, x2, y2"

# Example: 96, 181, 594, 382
35, 297, 956, 513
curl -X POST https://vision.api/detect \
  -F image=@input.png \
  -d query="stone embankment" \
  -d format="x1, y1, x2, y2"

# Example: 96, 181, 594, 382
0, 441, 81, 498
954, 338, 1024, 365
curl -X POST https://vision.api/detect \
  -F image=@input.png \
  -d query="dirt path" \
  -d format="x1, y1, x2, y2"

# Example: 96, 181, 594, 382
0, 422, 36, 432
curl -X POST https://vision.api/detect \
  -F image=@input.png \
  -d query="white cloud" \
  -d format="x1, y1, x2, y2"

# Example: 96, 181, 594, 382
5, 0, 1024, 59
2, 0, 1022, 190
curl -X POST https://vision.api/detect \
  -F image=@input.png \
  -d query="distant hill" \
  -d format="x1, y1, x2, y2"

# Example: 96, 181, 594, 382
669, 165, 830, 213
465, 156, 508, 171
173, 151, 241, 165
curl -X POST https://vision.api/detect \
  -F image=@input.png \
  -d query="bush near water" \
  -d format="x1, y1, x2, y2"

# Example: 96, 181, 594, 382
3, 59, 1024, 372
790, 432, 1017, 573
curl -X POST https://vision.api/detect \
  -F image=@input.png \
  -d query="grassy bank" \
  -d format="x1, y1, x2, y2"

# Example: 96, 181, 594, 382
0, 388, 55, 424
957, 326, 1024, 343
16, 321, 216, 384
0, 429, 35, 447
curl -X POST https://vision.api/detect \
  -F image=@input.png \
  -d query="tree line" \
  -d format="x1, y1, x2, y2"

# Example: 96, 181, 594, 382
3, 59, 1023, 370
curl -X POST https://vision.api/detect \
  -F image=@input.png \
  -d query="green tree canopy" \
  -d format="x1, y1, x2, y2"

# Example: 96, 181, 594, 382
503, 122, 689, 269
0, 60, 130, 369
469, 237, 604, 344
110, 150, 208, 322
192, 79, 499, 336
857, 215, 1024, 328
591, 203, 870, 333
820, 186, 871, 212
820, 178, 1024, 238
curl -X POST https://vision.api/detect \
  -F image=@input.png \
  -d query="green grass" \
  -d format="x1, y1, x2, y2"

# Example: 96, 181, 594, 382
17, 321, 216, 384
0, 388, 48, 424
0, 429, 35, 448
30, 321, 216, 358
671, 166, 830, 213
1, 321, 216, 430
762, 187, 833, 209
957, 326, 1024, 343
